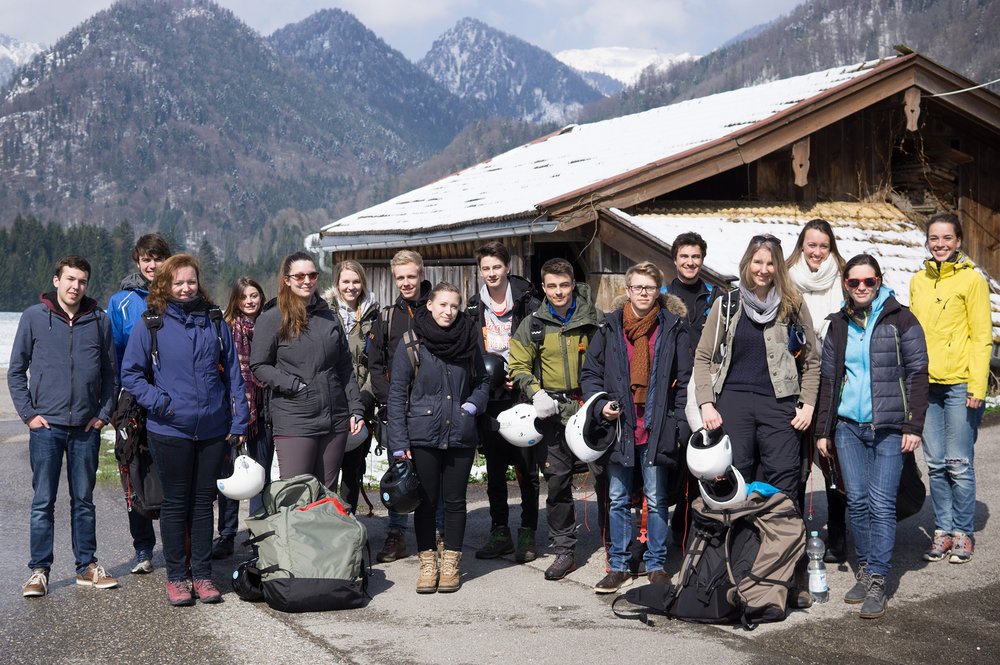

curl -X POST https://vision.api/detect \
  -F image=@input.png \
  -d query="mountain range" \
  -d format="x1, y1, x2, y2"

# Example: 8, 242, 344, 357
1, 0, 997, 262
0, 34, 44, 86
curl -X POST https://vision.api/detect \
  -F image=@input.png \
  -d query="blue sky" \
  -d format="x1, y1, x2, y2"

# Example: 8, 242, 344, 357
2, 0, 804, 60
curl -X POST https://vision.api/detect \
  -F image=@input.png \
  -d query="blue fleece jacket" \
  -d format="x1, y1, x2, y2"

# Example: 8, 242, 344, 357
838, 286, 891, 423
107, 272, 150, 376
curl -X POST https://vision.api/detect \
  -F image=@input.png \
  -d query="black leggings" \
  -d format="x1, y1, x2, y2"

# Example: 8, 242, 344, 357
274, 431, 348, 489
411, 447, 476, 552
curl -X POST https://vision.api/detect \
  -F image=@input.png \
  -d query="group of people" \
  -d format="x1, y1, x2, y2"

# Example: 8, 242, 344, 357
9, 211, 991, 619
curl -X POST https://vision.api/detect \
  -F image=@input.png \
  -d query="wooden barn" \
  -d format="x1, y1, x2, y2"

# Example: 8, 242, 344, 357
306, 52, 1000, 362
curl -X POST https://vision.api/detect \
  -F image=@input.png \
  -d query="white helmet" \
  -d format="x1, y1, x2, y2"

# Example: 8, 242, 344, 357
686, 427, 733, 480
565, 392, 618, 463
217, 447, 266, 500
698, 466, 748, 510
346, 422, 369, 452
497, 403, 543, 448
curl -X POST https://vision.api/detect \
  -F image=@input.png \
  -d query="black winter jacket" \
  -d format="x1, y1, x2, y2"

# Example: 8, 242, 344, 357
580, 296, 692, 468
250, 295, 363, 437
368, 280, 432, 404
814, 295, 929, 438
387, 338, 490, 453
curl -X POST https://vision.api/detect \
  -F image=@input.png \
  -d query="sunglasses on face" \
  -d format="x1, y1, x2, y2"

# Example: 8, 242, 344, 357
845, 277, 879, 289
287, 272, 320, 283
751, 234, 781, 246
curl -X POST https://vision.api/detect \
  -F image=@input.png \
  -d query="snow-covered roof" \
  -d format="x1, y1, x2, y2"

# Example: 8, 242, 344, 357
315, 58, 892, 243
609, 202, 1000, 341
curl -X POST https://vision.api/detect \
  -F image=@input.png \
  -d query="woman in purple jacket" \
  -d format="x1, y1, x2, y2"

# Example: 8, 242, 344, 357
121, 254, 248, 607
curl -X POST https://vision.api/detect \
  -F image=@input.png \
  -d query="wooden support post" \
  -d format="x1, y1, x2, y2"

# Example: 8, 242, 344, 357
904, 87, 921, 131
792, 137, 810, 188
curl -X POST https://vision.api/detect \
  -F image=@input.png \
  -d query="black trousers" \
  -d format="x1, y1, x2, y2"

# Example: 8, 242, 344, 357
411, 447, 476, 552
338, 437, 371, 514
481, 411, 539, 531
715, 389, 802, 495
539, 419, 608, 555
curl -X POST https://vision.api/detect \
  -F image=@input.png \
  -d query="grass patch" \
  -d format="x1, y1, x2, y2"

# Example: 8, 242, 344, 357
96, 429, 119, 485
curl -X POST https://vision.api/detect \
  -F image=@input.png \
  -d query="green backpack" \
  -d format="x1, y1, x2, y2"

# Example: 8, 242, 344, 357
245, 474, 369, 612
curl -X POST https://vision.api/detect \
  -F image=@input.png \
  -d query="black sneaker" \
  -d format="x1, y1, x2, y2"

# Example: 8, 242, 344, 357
211, 535, 235, 560
544, 553, 576, 580
476, 526, 514, 559
376, 529, 408, 563
594, 570, 633, 594
844, 562, 870, 604
859, 574, 887, 619
515, 527, 537, 563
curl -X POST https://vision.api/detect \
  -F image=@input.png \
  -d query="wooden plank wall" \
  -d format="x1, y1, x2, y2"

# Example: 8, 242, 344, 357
960, 141, 1000, 279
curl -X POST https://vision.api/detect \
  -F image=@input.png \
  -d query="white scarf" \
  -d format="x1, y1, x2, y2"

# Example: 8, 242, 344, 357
788, 256, 842, 343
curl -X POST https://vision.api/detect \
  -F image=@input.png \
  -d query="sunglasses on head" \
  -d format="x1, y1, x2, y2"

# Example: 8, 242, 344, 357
751, 234, 781, 246
845, 277, 879, 289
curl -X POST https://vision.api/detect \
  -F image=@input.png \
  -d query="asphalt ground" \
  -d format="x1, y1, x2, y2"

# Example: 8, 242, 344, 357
0, 414, 997, 665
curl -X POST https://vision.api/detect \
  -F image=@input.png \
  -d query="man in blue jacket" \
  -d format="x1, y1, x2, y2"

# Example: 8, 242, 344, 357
9, 256, 119, 598
107, 233, 171, 573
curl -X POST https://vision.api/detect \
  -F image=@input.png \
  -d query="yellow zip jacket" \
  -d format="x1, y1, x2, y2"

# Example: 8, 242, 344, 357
909, 253, 993, 399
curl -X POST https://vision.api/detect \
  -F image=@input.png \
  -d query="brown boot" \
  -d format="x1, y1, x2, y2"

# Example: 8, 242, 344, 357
438, 549, 462, 593
416, 550, 438, 594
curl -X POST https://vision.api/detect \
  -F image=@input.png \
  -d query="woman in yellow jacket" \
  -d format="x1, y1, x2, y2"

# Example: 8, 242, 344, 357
909, 213, 993, 564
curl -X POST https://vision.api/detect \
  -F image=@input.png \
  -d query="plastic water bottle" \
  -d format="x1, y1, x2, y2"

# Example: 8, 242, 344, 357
806, 531, 829, 603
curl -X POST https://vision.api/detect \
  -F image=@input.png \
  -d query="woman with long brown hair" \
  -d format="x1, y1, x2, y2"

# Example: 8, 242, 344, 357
121, 254, 248, 606
250, 252, 364, 489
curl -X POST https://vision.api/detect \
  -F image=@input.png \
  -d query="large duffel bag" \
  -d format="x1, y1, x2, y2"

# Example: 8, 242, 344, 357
245, 474, 369, 612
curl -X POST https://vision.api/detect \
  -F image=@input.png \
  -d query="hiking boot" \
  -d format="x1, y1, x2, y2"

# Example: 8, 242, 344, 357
192, 578, 223, 604
22, 569, 48, 598
438, 549, 462, 593
476, 526, 514, 559
824, 527, 847, 564
76, 563, 118, 589
515, 527, 537, 563
923, 530, 953, 562
131, 550, 153, 575
844, 562, 870, 604
166, 579, 195, 606
211, 535, 235, 560
949, 532, 974, 564
544, 553, 576, 581
416, 550, 438, 594
594, 570, 632, 594
859, 574, 887, 619
376, 529, 408, 563
647, 569, 670, 586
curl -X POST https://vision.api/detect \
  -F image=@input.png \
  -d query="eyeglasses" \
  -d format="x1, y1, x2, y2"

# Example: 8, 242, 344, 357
845, 277, 879, 289
751, 234, 781, 245
287, 272, 319, 283
627, 285, 658, 295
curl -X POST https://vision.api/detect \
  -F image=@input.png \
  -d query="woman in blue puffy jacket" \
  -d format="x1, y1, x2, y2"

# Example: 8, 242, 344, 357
388, 282, 489, 594
121, 254, 248, 607
814, 254, 928, 620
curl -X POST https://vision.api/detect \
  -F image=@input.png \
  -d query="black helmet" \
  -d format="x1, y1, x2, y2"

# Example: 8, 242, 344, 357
482, 353, 509, 400
379, 458, 422, 514
231, 558, 264, 602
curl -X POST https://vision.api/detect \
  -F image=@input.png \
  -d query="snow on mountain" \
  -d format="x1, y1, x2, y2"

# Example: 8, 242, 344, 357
555, 47, 698, 85
0, 34, 44, 86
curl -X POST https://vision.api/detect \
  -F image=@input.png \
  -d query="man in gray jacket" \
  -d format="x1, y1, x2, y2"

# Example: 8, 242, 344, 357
8, 255, 119, 598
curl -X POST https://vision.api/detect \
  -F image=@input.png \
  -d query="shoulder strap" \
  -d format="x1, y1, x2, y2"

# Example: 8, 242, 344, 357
207, 306, 224, 353
141, 309, 163, 367
528, 315, 545, 385
401, 329, 421, 377
379, 305, 395, 369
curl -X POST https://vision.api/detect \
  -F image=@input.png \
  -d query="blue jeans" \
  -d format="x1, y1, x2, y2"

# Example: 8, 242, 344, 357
835, 420, 903, 577
28, 425, 101, 574
607, 446, 669, 573
922, 383, 983, 535
148, 432, 227, 581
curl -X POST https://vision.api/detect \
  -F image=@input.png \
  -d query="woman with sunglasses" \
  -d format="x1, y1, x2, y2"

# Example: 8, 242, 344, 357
909, 213, 992, 565
786, 219, 850, 563
693, 234, 820, 496
814, 254, 928, 618
250, 252, 364, 489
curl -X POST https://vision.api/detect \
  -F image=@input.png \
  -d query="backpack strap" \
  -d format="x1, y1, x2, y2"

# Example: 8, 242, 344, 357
379, 305, 397, 374
401, 329, 421, 379
141, 309, 164, 368
207, 305, 224, 354
528, 315, 545, 388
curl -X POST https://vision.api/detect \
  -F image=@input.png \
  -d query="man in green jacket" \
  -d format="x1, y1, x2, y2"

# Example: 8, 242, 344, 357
509, 258, 606, 581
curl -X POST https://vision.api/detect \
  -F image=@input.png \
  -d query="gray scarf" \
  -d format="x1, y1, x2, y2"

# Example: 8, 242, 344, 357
738, 282, 781, 324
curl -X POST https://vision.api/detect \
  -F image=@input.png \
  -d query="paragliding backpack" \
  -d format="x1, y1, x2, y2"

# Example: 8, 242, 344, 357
112, 306, 225, 520
613, 490, 805, 630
